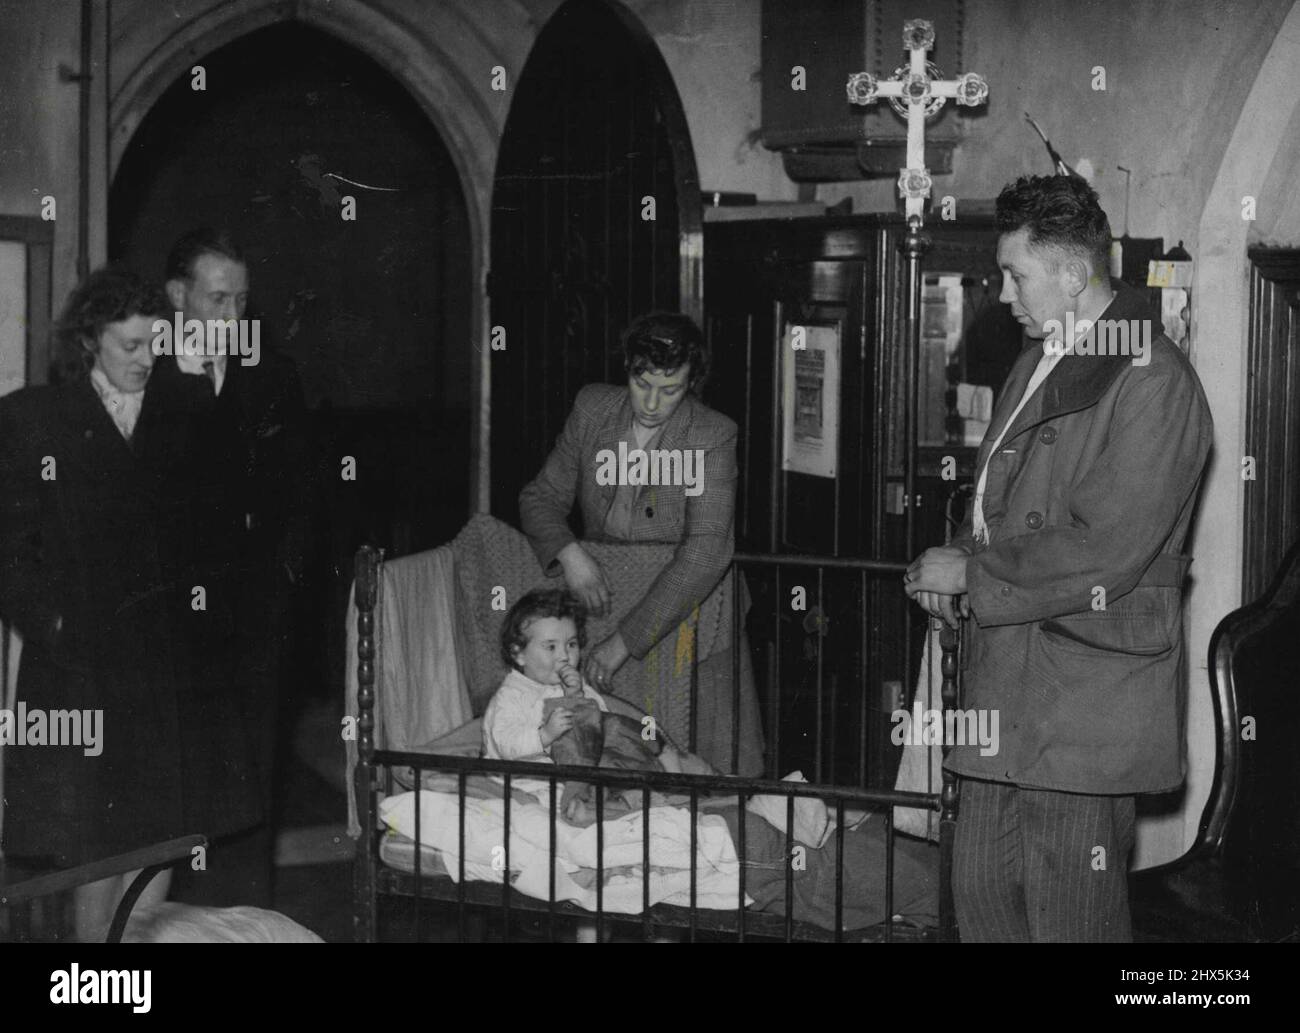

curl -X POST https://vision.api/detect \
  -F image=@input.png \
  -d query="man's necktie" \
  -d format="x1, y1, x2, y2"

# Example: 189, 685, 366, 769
202, 360, 217, 394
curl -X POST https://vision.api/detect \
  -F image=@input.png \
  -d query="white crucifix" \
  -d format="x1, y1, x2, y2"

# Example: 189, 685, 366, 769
846, 19, 989, 222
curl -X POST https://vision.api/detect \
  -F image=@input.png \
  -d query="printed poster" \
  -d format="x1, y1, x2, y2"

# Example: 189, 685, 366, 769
781, 323, 840, 479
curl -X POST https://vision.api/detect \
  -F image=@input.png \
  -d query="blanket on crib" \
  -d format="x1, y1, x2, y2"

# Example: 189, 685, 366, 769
379, 785, 745, 914
379, 776, 939, 929
450, 514, 740, 754
543, 701, 674, 823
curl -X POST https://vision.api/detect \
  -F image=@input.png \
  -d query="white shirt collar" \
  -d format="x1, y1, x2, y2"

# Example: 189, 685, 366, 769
174, 350, 228, 394
89, 366, 144, 441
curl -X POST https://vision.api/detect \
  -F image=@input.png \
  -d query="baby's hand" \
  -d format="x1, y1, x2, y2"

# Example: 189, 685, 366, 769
540, 705, 575, 747
556, 661, 583, 696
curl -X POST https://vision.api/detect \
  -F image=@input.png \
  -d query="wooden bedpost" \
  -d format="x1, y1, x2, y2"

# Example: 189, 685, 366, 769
938, 621, 961, 943
352, 545, 381, 943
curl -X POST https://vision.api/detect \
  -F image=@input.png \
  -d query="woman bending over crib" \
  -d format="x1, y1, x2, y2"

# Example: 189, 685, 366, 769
518, 312, 763, 775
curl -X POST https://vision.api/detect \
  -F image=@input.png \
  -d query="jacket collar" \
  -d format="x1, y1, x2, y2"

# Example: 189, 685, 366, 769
591, 387, 700, 506
57, 375, 141, 464
996, 280, 1154, 446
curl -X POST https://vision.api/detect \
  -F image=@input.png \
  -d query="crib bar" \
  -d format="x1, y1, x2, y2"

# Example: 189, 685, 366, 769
642, 789, 651, 940
375, 749, 941, 807
828, 585, 839, 786
549, 776, 558, 943
595, 784, 605, 942
884, 808, 895, 943
815, 567, 825, 784
784, 794, 795, 942
858, 570, 868, 787
352, 544, 380, 944
503, 772, 512, 942
771, 566, 782, 780
689, 789, 698, 942
731, 570, 741, 776
834, 800, 845, 944
414, 775, 422, 943
737, 796, 747, 943
939, 621, 962, 944
458, 771, 467, 941
733, 552, 908, 574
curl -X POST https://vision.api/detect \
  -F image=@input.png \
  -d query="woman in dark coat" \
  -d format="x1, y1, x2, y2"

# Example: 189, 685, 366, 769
0, 267, 260, 939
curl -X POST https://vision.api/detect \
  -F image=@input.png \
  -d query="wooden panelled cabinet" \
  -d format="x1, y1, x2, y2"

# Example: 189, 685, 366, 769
703, 213, 1019, 560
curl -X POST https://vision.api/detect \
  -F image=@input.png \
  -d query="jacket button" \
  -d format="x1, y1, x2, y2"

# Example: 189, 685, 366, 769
645, 506, 654, 518
1025, 511, 1043, 529
1039, 426, 1058, 444
1000, 586, 1011, 596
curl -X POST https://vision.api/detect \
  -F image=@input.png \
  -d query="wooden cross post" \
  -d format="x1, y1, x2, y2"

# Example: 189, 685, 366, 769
848, 25, 988, 942
846, 19, 989, 223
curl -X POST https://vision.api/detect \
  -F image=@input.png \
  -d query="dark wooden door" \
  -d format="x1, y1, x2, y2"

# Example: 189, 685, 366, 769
1244, 248, 1300, 602
703, 214, 1018, 786
489, 0, 702, 522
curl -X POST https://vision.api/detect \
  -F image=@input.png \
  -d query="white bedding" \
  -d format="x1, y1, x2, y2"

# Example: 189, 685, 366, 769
379, 788, 750, 914
122, 903, 323, 943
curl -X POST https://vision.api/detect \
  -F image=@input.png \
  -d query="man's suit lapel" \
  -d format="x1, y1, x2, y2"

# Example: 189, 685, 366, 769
136, 357, 205, 472
218, 355, 242, 411
655, 393, 696, 459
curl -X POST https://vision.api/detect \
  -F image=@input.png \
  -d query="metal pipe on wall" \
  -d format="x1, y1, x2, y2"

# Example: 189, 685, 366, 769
76, 0, 92, 281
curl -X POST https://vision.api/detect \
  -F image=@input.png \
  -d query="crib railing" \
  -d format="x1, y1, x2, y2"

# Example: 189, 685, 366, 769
352, 545, 963, 943
727, 552, 963, 941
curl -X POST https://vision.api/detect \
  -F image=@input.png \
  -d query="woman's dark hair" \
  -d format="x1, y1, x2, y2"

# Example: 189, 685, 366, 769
500, 588, 589, 671
164, 226, 246, 283
621, 311, 709, 392
995, 174, 1112, 276
52, 264, 169, 383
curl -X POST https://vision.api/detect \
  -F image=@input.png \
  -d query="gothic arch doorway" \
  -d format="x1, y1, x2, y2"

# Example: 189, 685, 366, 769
108, 21, 474, 704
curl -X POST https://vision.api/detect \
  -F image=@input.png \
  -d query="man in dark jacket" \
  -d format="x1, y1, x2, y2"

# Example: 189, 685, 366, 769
139, 228, 313, 908
905, 176, 1213, 941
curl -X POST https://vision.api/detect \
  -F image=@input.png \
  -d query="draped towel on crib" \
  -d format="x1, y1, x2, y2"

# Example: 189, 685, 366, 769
892, 622, 946, 842
345, 544, 472, 837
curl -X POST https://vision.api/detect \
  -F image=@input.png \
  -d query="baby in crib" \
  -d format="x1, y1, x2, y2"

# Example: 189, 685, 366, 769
483, 588, 608, 763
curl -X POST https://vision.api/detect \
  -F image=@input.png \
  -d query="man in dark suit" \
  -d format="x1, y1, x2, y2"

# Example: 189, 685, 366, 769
141, 228, 313, 908
904, 176, 1213, 941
